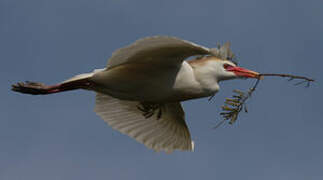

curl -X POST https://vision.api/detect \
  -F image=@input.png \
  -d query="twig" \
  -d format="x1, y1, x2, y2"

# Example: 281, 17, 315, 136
259, 73, 314, 82
213, 79, 260, 130
213, 73, 314, 130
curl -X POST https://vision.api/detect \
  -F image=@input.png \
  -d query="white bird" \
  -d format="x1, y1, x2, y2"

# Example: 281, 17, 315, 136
12, 36, 260, 153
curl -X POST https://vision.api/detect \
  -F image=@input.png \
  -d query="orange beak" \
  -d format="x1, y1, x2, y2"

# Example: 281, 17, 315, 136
226, 66, 261, 79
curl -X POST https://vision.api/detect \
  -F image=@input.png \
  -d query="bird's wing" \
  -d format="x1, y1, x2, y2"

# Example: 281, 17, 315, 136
106, 36, 211, 69
94, 93, 194, 153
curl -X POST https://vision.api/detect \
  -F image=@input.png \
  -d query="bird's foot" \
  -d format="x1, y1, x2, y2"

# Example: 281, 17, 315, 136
11, 81, 59, 95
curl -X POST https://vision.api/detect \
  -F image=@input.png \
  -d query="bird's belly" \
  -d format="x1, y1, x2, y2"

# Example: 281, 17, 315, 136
90, 64, 182, 102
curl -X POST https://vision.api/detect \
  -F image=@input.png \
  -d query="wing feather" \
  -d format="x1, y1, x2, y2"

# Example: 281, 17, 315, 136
94, 93, 194, 152
106, 36, 211, 69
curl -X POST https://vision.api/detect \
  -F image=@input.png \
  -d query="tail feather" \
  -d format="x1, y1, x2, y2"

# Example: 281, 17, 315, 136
61, 68, 105, 84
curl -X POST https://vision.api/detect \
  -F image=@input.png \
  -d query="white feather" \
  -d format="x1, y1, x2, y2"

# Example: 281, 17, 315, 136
94, 93, 194, 152
106, 36, 211, 69
62, 68, 105, 84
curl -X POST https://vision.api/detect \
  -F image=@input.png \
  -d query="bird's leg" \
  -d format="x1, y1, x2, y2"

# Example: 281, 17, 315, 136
11, 79, 92, 95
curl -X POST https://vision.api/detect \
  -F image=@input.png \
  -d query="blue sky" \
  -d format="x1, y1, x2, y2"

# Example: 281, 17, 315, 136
1, 0, 322, 179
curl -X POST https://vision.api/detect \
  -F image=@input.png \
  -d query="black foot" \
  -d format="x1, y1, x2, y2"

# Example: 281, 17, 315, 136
11, 81, 49, 95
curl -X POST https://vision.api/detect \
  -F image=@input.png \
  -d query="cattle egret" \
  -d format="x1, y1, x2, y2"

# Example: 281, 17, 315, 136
12, 36, 261, 153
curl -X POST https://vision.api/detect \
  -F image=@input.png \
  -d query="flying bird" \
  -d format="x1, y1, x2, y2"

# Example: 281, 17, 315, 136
12, 36, 260, 153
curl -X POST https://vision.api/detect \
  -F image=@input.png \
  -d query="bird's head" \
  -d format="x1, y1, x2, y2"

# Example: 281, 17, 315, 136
204, 41, 260, 81
212, 59, 260, 81
189, 57, 260, 83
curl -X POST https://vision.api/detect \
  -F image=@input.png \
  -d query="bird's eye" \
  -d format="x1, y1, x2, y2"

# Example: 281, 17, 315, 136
231, 60, 238, 66
223, 64, 233, 69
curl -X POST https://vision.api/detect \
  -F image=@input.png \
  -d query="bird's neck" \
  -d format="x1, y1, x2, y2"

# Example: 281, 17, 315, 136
189, 60, 220, 95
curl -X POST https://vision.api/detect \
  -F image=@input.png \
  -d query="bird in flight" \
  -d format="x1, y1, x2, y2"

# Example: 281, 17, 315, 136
12, 36, 260, 153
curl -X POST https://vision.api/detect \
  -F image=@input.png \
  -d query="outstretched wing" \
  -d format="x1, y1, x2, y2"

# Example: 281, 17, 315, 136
94, 93, 194, 153
106, 36, 212, 69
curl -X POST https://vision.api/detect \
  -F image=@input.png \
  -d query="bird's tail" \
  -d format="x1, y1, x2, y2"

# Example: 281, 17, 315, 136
11, 68, 105, 95
61, 68, 105, 84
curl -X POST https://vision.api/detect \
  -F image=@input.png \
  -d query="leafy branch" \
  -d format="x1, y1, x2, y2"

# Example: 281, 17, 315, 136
213, 73, 315, 130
